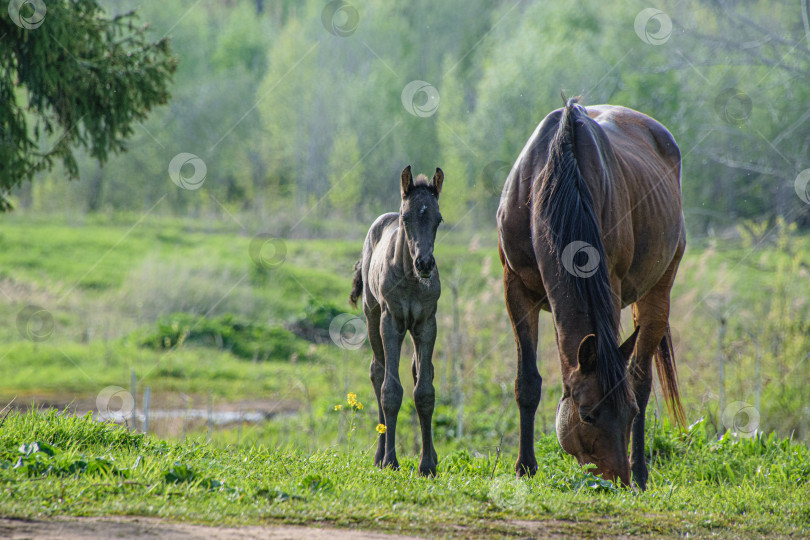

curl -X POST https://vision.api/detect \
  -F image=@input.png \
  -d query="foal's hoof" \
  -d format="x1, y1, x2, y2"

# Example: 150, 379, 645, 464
381, 456, 400, 471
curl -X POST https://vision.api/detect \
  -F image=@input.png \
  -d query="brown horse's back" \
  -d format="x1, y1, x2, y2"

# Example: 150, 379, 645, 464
584, 105, 684, 305
498, 104, 684, 309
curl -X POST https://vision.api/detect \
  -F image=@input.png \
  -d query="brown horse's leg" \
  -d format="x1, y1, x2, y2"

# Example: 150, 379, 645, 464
504, 267, 543, 477
411, 316, 438, 476
380, 310, 406, 470
628, 246, 683, 490
365, 304, 386, 467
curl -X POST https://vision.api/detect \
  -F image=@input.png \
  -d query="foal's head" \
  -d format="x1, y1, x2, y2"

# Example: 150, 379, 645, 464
399, 165, 444, 279
555, 328, 640, 486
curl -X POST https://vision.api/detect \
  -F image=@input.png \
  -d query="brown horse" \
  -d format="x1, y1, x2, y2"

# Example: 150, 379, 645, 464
497, 97, 685, 489
350, 165, 444, 476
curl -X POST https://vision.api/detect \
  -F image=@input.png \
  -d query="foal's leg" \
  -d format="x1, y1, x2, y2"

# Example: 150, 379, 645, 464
504, 267, 543, 477
411, 315, 438, 476
380, 310, 406, 470
628, 247, 682, 490
365, 303, 386, 466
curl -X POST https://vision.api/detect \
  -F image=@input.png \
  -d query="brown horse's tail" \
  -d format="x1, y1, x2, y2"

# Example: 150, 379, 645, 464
349, 260, 363, 308
653, 325, 686, 427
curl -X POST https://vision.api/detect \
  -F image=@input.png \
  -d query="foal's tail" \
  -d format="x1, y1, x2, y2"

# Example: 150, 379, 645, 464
349, 260, 363, 308
654, 326, 686, 427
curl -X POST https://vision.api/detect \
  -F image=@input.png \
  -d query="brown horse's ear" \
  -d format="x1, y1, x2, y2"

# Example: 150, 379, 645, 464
401, 165, 414, 197
432, 167, 444, 197
576, 334, 598, 374
619, 326, 640, 364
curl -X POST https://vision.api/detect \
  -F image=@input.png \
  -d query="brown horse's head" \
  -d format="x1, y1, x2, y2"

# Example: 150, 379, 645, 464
399, 165, 444, 278
556, 328, 640, 486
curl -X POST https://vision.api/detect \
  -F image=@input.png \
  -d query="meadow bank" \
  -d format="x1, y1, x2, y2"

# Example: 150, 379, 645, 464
0, 410, 808, 538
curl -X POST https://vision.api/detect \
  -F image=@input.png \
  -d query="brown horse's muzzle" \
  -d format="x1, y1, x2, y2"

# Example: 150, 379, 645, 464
557, 396, 632, 487
591, 458, 631, 487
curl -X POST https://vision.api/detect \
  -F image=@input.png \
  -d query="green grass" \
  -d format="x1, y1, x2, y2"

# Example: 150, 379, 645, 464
0, 410, 808, 538
0, 340, 334, 400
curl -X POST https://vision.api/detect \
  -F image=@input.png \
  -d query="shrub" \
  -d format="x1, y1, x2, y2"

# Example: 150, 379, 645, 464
136, 313, 310, 361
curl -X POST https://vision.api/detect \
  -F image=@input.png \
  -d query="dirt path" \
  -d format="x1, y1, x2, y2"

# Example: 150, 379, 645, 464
0, 517, 427, 540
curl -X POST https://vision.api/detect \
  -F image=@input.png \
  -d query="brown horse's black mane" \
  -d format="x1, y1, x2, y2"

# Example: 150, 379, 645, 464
536, 96, 631, 408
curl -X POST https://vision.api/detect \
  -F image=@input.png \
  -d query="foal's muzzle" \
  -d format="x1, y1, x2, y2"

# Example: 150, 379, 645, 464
414, 254, 435, 278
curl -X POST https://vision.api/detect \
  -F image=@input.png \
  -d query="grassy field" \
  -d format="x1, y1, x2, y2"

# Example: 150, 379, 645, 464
0, 410, 808, 538
1, 213, 809, 536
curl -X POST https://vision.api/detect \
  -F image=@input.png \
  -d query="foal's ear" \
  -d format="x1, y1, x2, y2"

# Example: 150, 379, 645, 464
432, 167, 444, 197
576, 334, 598, 374
401, 165, 414, 197
619, 326, 641, 364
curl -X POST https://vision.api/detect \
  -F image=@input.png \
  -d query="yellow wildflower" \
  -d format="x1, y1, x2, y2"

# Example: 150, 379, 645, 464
334, 404, 342, 411
356, 402, 364, 410
347, 392, 357, 406
376, 423, 386, 434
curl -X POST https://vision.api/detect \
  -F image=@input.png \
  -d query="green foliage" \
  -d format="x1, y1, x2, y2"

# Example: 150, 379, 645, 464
163, 461, 222, 489
212, 2, 269, 74
0, 0, 176, 204
13, 441, 125, 478
2, 421, 135, 479
327, 131, 364, 215
287, 298, 346, 344
4, 0, 808, 231
137, 312, 310, 361
549, 467, 621, 493
1, 410, 809, 536
300, 473, 334, 493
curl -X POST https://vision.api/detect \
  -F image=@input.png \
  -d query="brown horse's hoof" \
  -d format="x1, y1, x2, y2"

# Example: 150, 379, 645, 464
418, 461, 437, 477
381, 457, 400, 470
515, 460, 537, 477
631, 464, 648, 491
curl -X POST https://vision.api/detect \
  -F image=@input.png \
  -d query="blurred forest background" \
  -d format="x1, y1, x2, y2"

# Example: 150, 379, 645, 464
1, 0, 810, 453
7, 0, 810, 234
